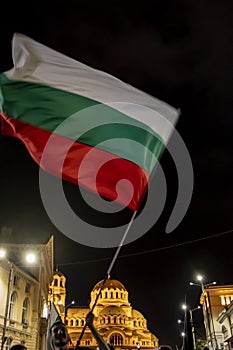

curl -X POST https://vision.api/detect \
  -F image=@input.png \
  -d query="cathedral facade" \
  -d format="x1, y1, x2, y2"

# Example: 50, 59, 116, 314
49, 271, 159, 350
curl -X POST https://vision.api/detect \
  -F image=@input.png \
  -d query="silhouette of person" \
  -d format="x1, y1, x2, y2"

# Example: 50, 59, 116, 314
10, 345, 27, 350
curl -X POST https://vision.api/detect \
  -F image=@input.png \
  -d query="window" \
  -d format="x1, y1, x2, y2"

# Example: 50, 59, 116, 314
4, 337, 12, 350
111, 292, 113, 298
60, 280, 63, 287
54, 279, 58, 286
25, 282, 31, 293
13, 275, 19, 286
22, 298, 29, 324
8, 292, 17, 319
114, 317, 117, 323
220, 295, 233, 305
110, 334, 123, 346
76, 320, 79, 326
70, 320, 74, 326
86, 340, 90, 345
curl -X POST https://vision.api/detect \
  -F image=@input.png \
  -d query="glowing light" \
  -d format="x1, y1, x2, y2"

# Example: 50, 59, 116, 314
0, 249, 6, 259
25, 253, 36, 264
182, 304, 187, 310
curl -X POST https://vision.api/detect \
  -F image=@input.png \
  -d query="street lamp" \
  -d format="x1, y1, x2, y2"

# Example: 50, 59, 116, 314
0, 250, 37, 350
180, 303, 187, 350
59, 300, 76, 322
179, 303, 200, 350
189, 306, 201, 350
190, 275, 218, 350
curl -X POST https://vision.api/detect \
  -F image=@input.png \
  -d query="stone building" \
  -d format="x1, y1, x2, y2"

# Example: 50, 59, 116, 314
49, 271, 159, 350
200, 284, 233, 350
0, 236, 54, 350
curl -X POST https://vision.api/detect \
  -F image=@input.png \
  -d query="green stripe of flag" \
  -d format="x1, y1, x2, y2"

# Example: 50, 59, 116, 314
0, 74, 164, 173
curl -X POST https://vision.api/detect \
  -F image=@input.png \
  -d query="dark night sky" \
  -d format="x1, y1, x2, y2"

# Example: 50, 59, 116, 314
0, 1, 233, 348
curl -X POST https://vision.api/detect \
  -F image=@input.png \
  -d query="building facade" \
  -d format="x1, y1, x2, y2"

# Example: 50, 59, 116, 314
217, 299, 233, 349
49, 272, 159, 350
200, 285, 233, 350
0, 236, 54, 350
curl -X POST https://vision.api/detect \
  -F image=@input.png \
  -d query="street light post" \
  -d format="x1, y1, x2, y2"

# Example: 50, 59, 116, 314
189, 306, 201, 350
190, 275, 217, 350
180, 304, 200, 350
64, 300, 75, 322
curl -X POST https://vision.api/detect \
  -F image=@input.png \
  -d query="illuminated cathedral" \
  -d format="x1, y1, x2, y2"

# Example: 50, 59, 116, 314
48, 269, 159, 350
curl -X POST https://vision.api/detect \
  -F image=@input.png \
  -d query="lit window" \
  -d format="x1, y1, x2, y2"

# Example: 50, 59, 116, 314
9, 292, 17, 319
110, 334, 123, 346
22, 298, 29, 324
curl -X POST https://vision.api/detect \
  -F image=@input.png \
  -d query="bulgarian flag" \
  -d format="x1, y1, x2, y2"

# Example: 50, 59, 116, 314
0, 33, 179, 210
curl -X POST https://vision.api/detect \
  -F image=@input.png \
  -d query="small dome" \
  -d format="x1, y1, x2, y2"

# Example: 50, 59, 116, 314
132, 309, 145, 319
100, 305, 126, 316
93, 279, 126, 291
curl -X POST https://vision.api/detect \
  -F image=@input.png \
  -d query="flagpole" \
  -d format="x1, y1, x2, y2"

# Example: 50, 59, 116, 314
74, 209, 137, 349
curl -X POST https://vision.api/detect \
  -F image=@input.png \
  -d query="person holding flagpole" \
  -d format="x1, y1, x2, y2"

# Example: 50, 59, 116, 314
48, 306, 109, 350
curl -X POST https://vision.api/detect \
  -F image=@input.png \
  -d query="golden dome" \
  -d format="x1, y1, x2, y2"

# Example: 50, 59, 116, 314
93, 279, 126, 291
132, 309, 145, 319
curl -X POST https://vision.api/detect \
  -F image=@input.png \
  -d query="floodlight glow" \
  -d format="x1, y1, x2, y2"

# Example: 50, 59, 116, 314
0, 249, 6, 259
182, 304, 187, 310
25, 253, 36, 264
197, 275, 203, 282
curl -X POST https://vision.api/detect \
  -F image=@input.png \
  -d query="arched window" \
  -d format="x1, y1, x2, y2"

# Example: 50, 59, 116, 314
8, 292, 17, 319
70, 320, 74, 326
4, 337, 12, 350
81, 319, 84, 326
111, 292, 113, 298
22, 298, 29, 324
108, 316, 111, 324
54, 278, 58, 286
76, 320, 79, 326
114, 317, 117, 323
105, 292, 108, 298
60, 280, 63, 287
110, 334, 123, 346
116, 292, 118, 298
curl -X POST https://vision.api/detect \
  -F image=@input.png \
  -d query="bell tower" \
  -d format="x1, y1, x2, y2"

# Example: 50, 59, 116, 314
48, 267, 67, 321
